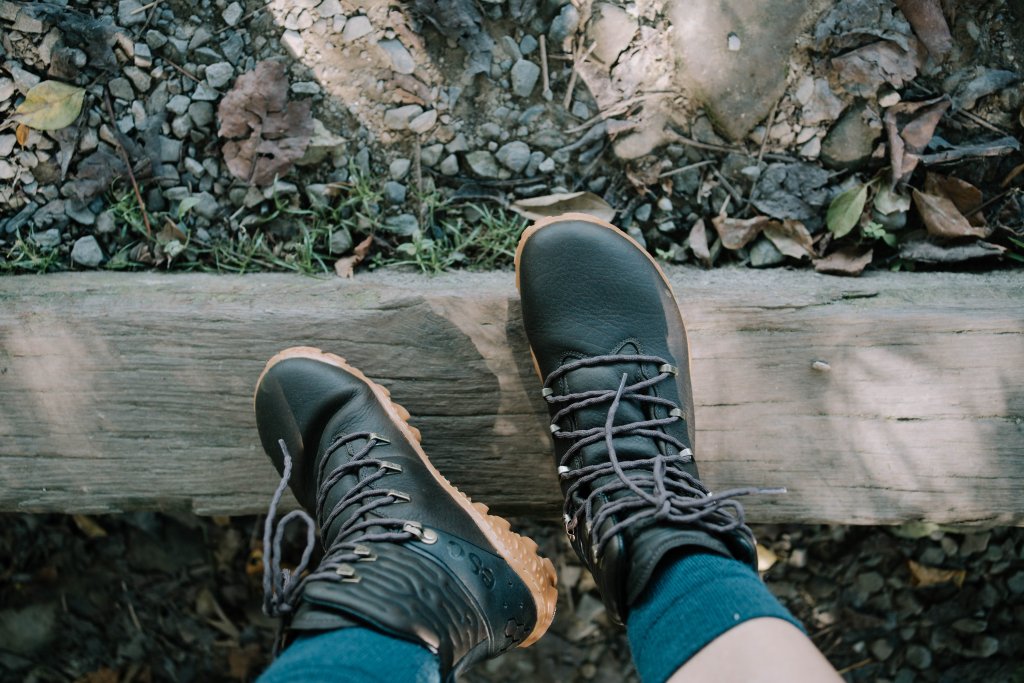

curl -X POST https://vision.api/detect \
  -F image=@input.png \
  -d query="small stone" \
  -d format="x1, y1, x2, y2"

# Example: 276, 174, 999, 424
420, 143, 444, 167
496, 141, 531, 173
820, 103, 882, 170
538, 157, 555, 173
466, 150, 501, 178
31, 228, 61, 250
134, 43, 153, 68
971, 636, 999, 658
205, 62, 234, 89
0, 135, 15, 157
123, 66, 152, 93
389, 158, 411, 180
291, 81, 320, 95
383, 181, 407, 205
856, 572, 885, 595
384, 105, 424, 131
96, 211, 116, 234
166, 94, 191, 115
799, 137, 821, 159
188, 27, 213, 51
1007, 571, 1024, 594
905, 645, 932, 670
959, 532, 991, 556
118, 0, 147, 26
446, 134, 469, 153
378, 40, 416, 75
749, 237, 785, 267
657, 196, 673, 212
66, 200, 96, 226
439, 154, 459, 176
952, 618, 988, 634
727, 32, 741, 51
222, 33, 245, 64
635, 204, 652, 222
408, 110, 438, 135
145, 29, 167, 50
108, 77, 134, 101
222, 2, 244, 26
188, 102, 215, 127
520, 34, 538, 55
879, 90, 902, 108
183, 157, 205, 177
870, 639, 895, 661
342, 15, 373, 41
318, 0, 342, 18
510, 59, 541, 98
0, 603, 59, 656
329, 227, 353, 254
71, 236, 104, 267
281, 30, 305, 58
382, 213, 419, 236
480, 122, 502, 140
548, 4, 580, 44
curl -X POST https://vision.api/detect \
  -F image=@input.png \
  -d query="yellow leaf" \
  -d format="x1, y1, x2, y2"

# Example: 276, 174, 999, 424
907, 559, 966, 588
72, 514, 108, 539
15, 123, 30, 146
756, 543, 778, 572
12, 80, 86, 131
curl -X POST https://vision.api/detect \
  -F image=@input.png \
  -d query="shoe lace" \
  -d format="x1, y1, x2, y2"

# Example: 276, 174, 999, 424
544, 354, 784, 561
262, 433, 425, 618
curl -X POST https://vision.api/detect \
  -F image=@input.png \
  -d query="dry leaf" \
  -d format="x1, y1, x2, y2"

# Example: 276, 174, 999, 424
813, 246, 873, 276
711, 215, 768, 250
217, 60, 314, 187
1001, 162, 1024, 188
884, 95, 951, 186
907, 559, 966, 588
893, 0, 952, 61
831, 40, 920, 97
72, 514, 108, 539
15, 123, 30, 146
764, 219, 814, 259
912, 189, 990, 239
11, 80, 86, 130
227, 644, 263, 681
756, 543, 778, 572
688, 218, 712, 268
924, 173, 985, 226
899, 238, 1005, 263
509, 192, 616, 223
334, 234, 373, 278
66, 150, 126, 201
74, 668, 119, 683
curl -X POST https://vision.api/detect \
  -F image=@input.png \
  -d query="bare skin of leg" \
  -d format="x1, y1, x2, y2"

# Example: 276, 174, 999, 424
667, 618, 844, 683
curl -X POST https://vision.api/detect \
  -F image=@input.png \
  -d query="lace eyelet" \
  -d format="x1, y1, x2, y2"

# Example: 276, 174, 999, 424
335, 563, 361, 582
658, 363, 678, 376
541, 387, 554, 397
388, 489, 411, 502
367, 433, 391, 445
549, 423, 560, 434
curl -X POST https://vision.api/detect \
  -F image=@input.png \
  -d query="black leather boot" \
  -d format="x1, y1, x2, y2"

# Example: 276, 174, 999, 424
254, 348, 557, 679
516, 213, 778, 624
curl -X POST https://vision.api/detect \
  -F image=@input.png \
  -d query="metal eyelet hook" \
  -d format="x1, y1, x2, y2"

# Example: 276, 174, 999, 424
658, 363, 678, 376
368, 433, 391, 445
403, 521, 438, 544
388, 490, 411, 502
335, 563, 361, 583
669, 408, 683, 419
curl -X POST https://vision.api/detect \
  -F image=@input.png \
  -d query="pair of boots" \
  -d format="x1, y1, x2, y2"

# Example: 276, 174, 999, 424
253, 215, 769, 680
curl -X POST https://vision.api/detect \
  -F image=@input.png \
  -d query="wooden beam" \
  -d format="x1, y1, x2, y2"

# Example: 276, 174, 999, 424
1, 269, 1021, 525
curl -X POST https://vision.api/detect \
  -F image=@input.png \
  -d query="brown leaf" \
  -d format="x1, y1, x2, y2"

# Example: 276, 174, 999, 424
15, 123, 30, 146
893, 0, 952, 61
1000, 161, 1024, 188
711, 215, 768, 250
227, 644, 263, 681
912, 189, 991, 239
509, 192, 616, 223
72, 514, 108, 539
764, 219, 814, 259
66, 150, 126, 201
831, 40, 920, 98
884, 95, 951, 185
907, 559, 966, 588
924, 173, 985, 226
74, 668, 119, 683
217, 60, 313, 187
813, 246, 873, 276
688, 218, 711, 268
899, 238, 1005, 263
334, 234, 373, 278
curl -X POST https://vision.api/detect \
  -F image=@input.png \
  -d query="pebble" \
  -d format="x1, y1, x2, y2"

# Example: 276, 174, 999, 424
749, 237, 785, 267
123, 66, 152, 93
329, 227, 353, 254
145, 29, 168, 50
95, 211, 116, 234
192, 192, 220, 219
188, 27, 213, 52
466, 150, 501, 178
318, 0, 342, 18
549, 3, 580, 44
222, 2, 244, 26
537, 157, 555, 173
343, 15, 373, 41
439, 154, 460, 176
384, 105, 424, 131
0, 135, 14, 157
183, 158, 205, 177
65, 200, 96, 225
383, 181, 407, 205
389, 158, 411, 180
222, 33, 245, 65
281, 30, 305, 58
378, 40, 416, 75
904, 644, 932, 670
635, 204, 652, 222
188, 102, 215, 128
496, 141, 531, 173
520, 35, 538, 56
205, 62, 234, 89
0, 603, 59, 656
510, 59, 541, 98
408, 110, 438, 135
382, 213, 419, 236
1008, 571, 1024, 594
118, 0, 148, 26
109, 78, 134, 102
167, 95, 191, 116
446, 134, 469, 153
135, 43, 153, 69
31, 228, 61, 250
71, 236, 104, 267
870, 639, 895, 661
420, 143, 444, 167
291, 81, 320, 95
959, 532, 991, 556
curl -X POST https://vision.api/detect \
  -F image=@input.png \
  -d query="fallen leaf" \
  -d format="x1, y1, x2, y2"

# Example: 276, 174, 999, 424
509, 192, 616, 224
217, 60, 314, 187
917, 136, 1020, 165
15, 123, 29, 146
334, 234, 373, 278
924, 173, 985, 226
826, 184, 869, 238
66, 150, 126, 201
687, 218, 712, 268
831, 40, 920, 97
408, 0, 493, 77
72, 514, 108, 539
1002, 162, 1024, 188
893, 0, 952, 61
907, 559, 966, 588
813, 246, 873, 276
884, 95, 951, 185
912, 189, 990, 239
74, 668, 119, 683
756, 543, 778, 572
873, 183, 912, 215
899, 238, 1005, 263
227, 644, 263, 681
950, 68, 1020, 111
711, 215, 768, 250
764, 219, 814, 259
11, 80, 86, 130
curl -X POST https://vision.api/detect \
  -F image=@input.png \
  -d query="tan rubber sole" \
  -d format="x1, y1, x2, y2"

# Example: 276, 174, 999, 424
256, 346, 558, 648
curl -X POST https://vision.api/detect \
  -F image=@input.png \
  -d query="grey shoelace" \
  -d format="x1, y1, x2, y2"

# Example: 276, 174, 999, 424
262, 433, 421, 618
544, 354, 783, 560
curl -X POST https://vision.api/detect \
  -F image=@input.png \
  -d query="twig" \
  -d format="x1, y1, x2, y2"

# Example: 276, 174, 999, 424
836, 658, 873, 676
563, 42, 597, 110
121, 581, 143, 632
103, 90, 152, 236
130, 0, 161, 15
673, 132, 744, 155
539, 35, 552, 101
215, 6, 264, 34
164, 57, 201, 84
565, 94, 654, 135
414, 136, 424, 227
659, 159, 715, 179
757, 97, 781, 164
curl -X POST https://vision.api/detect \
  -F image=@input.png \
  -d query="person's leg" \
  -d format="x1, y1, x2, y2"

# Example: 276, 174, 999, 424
252, 348, 557, 681
515, 214, 842, 683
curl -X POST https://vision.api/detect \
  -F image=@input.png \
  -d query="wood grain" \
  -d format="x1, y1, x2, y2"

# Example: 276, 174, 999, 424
1, 268, 1021, 525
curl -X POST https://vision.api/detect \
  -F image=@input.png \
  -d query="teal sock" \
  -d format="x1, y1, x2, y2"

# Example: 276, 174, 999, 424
626, 552, 804, 683
258, 626, 441, 683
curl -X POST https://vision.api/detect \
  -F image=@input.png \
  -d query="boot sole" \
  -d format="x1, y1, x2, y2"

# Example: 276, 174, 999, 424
255, 346, 558, 648
513, 212, 685, 380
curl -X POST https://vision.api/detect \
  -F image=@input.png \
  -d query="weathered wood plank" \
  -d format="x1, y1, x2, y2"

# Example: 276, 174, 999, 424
1, 269, 1021, 525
